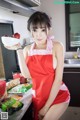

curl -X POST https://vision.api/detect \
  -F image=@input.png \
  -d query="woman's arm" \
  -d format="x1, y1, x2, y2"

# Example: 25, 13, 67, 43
39, 41, 64, 115
16, 47, 31, 78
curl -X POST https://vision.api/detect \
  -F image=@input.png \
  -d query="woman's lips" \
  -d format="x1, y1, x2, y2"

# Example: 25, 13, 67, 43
37, 39, 42, 41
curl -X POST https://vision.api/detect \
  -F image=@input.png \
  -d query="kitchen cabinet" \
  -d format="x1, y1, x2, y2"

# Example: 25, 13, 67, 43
0, 21, 18, 81
63, 67, 80, 107
21, 103, 33, 120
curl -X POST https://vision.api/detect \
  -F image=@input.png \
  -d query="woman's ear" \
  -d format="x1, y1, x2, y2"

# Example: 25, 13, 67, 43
46, 28, 49, 35
50, 27, 52, 30
48, 27, 53, 36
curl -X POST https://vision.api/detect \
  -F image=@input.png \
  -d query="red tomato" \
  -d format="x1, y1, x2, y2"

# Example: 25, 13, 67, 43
20, 76, 27, 84
13, 33, 20, 39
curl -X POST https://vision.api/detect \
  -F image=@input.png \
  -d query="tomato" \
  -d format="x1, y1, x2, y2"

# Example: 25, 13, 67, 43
12, 33, 20, 39
20, 76, 27, 84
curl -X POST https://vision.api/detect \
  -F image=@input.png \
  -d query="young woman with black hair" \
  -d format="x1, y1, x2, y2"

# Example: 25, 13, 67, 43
4, 11, 70, 120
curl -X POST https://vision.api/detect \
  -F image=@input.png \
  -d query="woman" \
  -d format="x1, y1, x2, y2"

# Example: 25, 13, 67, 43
4, 11, 70, 120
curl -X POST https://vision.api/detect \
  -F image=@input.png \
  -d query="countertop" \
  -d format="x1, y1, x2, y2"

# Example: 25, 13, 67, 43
8, 89, 32, 120
64, 63, 80, 68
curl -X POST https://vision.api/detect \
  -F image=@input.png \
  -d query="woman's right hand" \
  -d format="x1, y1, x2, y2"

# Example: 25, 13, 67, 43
4, 43, 22, 51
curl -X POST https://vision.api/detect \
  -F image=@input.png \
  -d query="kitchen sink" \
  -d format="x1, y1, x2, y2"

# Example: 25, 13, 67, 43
64, 59, 80, 64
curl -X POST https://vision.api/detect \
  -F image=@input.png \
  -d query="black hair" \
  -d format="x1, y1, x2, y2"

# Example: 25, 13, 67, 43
27, 11, 51, 31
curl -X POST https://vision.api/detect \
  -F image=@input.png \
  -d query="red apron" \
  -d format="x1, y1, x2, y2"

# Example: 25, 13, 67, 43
26, 38, 70, 120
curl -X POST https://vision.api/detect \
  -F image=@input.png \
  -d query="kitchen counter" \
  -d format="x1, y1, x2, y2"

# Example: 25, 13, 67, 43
63, 67, 80, 106
64, 63, 80, 68
8, 89, 32, 120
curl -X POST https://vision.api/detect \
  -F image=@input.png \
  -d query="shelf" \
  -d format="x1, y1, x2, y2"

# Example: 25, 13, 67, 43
18, 0, 41, 7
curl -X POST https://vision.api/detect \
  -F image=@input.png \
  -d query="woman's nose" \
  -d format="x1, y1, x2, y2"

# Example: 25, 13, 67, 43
37, 32, 41, 37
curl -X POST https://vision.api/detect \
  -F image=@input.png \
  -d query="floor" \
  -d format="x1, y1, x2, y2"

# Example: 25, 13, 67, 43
60, 107, 80, 120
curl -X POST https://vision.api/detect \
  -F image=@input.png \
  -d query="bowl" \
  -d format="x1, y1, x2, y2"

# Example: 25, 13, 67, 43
1, 36, 22, 46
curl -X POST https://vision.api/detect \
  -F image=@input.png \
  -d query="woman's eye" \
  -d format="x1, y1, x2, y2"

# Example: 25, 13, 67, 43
42, 29, 46, 32
33, 29, 37, 32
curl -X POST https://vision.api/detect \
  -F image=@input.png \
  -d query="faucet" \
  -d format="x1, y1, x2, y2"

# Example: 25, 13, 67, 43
77, 48, 80, 58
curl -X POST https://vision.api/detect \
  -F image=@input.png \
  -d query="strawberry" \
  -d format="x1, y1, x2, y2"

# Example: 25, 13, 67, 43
12, 32, 20, 39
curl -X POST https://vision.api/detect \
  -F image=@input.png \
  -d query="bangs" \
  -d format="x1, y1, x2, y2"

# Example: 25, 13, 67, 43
31, 22, 46, 30
31, 17, 47, 29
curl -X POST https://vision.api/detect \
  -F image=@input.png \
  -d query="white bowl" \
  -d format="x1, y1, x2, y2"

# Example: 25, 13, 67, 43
1, 36, 22, 46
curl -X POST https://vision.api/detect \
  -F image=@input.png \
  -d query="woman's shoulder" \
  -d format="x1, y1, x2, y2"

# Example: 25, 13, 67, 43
52, 39, 64, 49
23, 44, 32, 58
51, 39, 64, 53
23, 44, 32, 51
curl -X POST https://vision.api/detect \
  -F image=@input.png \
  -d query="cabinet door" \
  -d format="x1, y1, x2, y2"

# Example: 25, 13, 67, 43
1, 44, 17, 81
63, 71, 80, 107
0, 22, 17, 81
21, 103, 33, 120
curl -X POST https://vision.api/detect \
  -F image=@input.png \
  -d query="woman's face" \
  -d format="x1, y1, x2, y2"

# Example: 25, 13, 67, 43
30, 25, 49, 45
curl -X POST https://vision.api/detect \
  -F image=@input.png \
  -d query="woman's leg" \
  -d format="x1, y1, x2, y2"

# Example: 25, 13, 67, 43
42, 102, 69, 120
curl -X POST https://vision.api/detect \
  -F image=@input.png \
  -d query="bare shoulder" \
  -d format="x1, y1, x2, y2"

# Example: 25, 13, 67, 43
23, 44, 31, 53
23, 44, 32, 58
52, 40, 64, 51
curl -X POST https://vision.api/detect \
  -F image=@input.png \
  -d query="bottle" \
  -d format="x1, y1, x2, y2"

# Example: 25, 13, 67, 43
77, 48, 80, 58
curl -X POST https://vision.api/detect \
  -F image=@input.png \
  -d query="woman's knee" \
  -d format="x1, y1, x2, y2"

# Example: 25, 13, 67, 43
42, 102, 69, 120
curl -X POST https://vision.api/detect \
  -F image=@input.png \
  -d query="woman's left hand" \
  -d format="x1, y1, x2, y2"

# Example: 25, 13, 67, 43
38, 105, 49, 118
